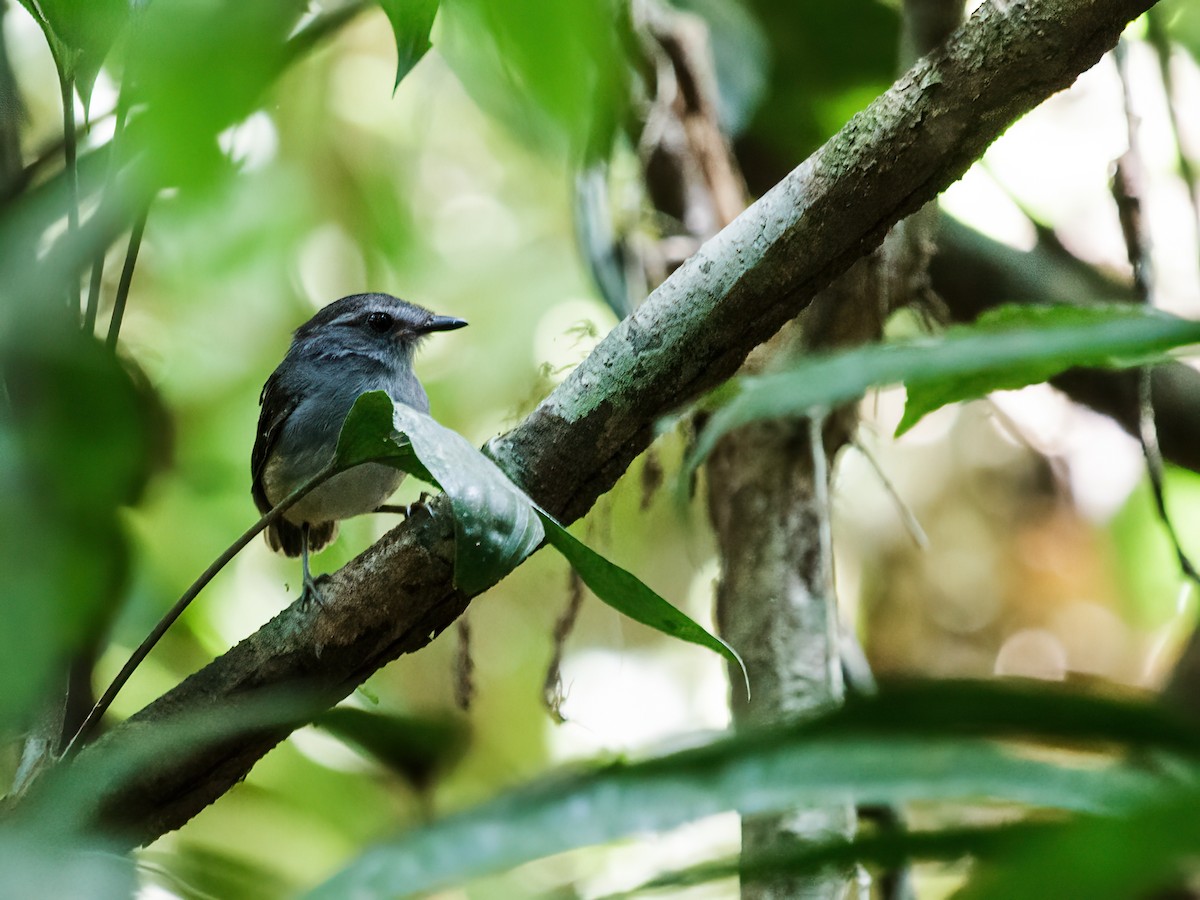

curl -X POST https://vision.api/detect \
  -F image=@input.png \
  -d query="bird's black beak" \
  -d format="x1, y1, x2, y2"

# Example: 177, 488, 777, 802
421, 315, 469, 333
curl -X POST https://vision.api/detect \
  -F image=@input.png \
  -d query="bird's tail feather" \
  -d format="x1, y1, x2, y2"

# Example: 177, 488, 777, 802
266, 519, 338, 557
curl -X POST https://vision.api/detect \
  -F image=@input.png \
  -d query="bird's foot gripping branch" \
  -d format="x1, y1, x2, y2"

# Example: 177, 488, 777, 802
339, 391, 747, 691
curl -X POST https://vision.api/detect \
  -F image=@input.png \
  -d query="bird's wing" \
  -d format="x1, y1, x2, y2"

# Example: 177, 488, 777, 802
251, 369, 299, 517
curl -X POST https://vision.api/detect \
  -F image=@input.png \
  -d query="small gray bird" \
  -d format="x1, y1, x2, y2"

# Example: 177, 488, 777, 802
252, 293, 467, 603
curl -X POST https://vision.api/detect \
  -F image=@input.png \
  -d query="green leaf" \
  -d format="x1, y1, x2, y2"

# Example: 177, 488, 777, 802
377, 0, 439, 90
1158, 0, 1200, 69
436, 0, 628, 158
738, 0, 899, 166
334, 389, 430, 481
391, 403, 544, 594
896, 304, 1200, 435
686, 304, 1200, 474
0, 828, 134, 899
122, 2, 307, 188
305, 680, 1180, 899
315, 707, 469, 791
0, 326, 159, 731
539, 512, 747, 691
17, 0, 127, 112
608, 820, 1054, 898
960, 786, 1200, 900
333, 393, 739, 672
337, 390, 533, 593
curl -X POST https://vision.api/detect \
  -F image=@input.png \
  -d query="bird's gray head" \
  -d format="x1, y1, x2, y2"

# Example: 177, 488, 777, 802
291, 293, 467, 364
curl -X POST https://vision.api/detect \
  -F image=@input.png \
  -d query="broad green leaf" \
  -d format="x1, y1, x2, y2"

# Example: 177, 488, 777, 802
17, 0, 127, 112
896, 304, 1200, 434
122, 2, 307, 188
315, 707, 469, 791
306, 680, 1179, 899
607, 820, 1054, 898
337, 390, 543, 594
0, 327, 158, 731
738, 0, 898, 172
960, 785, 1200, 900
391, 402, 544, 594
539, 512, 747, 690
687, 304, 1200, 474
334, 389, 431, 482
436, 0, 628, 158
334, 392, 742, 672
139, 844, 295, 900
0, 828, 134, 899
1158, 0, 1200, 69
377, 0, 439, 90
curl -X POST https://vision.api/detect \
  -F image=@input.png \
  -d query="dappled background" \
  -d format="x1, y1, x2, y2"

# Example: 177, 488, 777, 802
3, 0, 1200, 896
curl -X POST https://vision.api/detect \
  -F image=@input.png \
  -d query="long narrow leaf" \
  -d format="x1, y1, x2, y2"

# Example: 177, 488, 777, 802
959, 786, 1200, 900
687, 304, 1200, 473
334, 392, 740, 675
601, 820, 1056, 899
378, 0, 439, 89
306, 681, 1185, 899
539, 512, 746, 690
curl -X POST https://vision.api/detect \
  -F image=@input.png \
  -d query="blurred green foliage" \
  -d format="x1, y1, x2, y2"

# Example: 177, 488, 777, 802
2, 0, 1200, 897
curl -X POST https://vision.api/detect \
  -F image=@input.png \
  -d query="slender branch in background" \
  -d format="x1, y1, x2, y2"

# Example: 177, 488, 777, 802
0, 111, 116, 205
59, 73, 80, 317
283, 0, 370, 66
1113, 42, 1154, 302
978, 160, 1077, 263
0, 0, 22, 195
543, 568, 585, 722
105, 206, 149, 350
850, 436, 928, 550
65, 460, 339, 755
84, 102, 132, 336
1145, 8, 1200, 277
807, 412, 841, 699
82, 239, 105, 334
1112, 39, 1200, 587
454, 617, 474, 711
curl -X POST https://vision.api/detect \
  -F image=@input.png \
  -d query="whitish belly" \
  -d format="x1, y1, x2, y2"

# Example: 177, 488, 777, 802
282, 463, 405, 525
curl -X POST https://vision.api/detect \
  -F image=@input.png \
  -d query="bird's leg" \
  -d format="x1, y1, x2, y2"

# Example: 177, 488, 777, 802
300, 523, 326, 609
374, 492, 433, 520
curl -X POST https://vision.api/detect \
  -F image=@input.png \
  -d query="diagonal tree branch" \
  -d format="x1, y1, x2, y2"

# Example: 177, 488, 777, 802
30, 0, 1158, 848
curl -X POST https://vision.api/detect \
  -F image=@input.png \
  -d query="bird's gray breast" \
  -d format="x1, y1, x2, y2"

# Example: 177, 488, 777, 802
262, 350, 428, 523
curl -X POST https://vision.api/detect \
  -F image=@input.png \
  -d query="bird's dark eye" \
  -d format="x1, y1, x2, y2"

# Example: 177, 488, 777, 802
365, 312, 394, 333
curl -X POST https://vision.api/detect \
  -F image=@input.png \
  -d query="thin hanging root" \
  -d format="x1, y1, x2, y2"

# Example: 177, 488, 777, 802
851, 435, 929, 550
542, 569, 585, 723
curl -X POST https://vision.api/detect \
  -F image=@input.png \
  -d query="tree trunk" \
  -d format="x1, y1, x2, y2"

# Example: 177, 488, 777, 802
708, 3, 963, 894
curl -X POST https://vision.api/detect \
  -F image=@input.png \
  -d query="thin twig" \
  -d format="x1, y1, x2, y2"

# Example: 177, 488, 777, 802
105, 206, 149, 350
65, 460, 339, 755
979, 159, 1074, 262
283, 1, 370, 67
850, 436, 929, 549
454, 617, 474, 711
1113, 40, 1200, 588
807, 411, 843, 698
60, 72, 80, 317
84, 100, 132, 336
82, 245, 105, 335
1145, 9, 1200, 278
